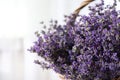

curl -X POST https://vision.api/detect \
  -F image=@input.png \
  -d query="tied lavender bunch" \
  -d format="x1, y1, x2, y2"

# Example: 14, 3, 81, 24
29, 0, 120, 80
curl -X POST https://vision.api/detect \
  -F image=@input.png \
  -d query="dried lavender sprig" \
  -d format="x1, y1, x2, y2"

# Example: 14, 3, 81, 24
29, 0, 120, 80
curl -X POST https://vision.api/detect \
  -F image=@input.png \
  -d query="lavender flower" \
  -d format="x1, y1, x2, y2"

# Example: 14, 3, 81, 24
29, 0, 120, 80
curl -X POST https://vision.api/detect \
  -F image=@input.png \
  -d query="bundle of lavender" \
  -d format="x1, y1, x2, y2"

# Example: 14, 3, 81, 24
29, 0, 120, 80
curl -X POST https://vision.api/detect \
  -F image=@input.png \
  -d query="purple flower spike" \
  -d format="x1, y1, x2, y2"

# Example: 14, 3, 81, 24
29, 0, 120, 80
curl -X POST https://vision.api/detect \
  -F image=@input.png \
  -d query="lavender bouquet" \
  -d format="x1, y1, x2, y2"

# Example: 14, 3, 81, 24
29, 0, 120, 80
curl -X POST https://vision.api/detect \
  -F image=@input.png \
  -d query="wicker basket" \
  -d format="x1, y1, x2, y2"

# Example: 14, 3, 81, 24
58, 0, 120, 80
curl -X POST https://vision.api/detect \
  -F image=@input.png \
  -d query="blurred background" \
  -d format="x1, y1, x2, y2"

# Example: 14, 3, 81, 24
0, 0, 119, 80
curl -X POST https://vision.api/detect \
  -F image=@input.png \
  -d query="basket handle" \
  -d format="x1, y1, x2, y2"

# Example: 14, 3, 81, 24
72, 0, 94, 20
